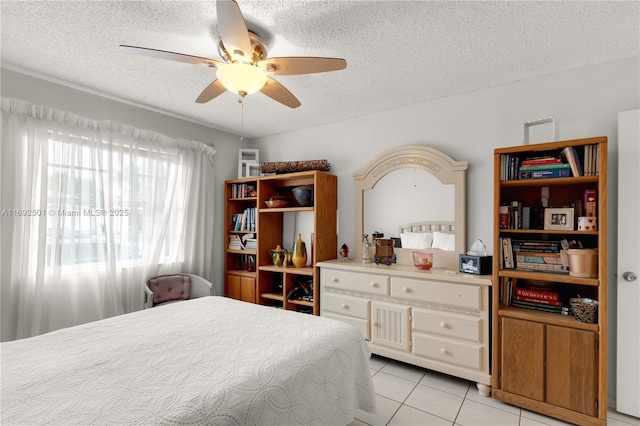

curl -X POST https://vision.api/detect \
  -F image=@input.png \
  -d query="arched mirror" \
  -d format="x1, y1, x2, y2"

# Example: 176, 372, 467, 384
354, 145, 468, 269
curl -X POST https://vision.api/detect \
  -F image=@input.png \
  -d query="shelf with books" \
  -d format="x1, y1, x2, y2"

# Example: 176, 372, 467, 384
492, 136, 608, 426
497, 275, 597, 318
225, 171, 337, 315
499, 141, 600, 181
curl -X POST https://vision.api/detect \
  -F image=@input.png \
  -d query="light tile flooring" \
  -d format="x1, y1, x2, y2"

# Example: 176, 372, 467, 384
350, 355, 640, 426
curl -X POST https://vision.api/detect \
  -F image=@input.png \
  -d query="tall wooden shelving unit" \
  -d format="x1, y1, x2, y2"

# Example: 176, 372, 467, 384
224, 171, 337, 315
492, 136, 608, 426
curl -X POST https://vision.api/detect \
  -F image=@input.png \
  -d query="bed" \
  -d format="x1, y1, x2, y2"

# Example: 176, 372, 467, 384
1, 296, 376, 425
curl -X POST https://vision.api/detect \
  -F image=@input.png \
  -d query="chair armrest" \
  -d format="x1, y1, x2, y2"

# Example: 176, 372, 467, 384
144, 284, 154, 309
184, 274, 214, 298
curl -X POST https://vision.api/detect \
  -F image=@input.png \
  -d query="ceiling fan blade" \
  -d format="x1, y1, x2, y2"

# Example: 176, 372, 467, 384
195, 80, 227, 103
260, 78, 301, 109
216, 0, 253, 60
259, 57, 347, 75
120, 45, 225, 68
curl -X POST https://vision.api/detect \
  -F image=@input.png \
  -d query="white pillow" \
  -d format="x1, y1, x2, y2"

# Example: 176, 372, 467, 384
431, 231, 455, 251
400, 232, 433, 249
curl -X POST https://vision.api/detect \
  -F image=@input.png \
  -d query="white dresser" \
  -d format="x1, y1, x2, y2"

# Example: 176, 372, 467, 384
317, 260, 492, 396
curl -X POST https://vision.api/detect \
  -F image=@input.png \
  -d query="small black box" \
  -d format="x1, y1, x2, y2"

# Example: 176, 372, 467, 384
459, 254, 493, 275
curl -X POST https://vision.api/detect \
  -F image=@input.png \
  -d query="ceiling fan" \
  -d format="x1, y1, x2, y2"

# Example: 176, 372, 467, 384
120, 0, 347, 108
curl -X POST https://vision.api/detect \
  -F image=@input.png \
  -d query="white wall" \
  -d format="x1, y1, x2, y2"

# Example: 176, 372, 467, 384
1, 68, 246, 296
252, 57, 640, 406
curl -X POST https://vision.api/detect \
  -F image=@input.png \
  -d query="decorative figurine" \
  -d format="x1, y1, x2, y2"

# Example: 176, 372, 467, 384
339, 243, 349, 262
362, 234, 373, 264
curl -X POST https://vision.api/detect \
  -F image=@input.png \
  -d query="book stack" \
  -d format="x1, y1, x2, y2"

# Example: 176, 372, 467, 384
244, 237, 257, 250
501, 239, 569, 274
513, 239, 568, 274
511, 285, 571, 315
228, 233, 256, 250
228, 234, 243, 250
515, 251, 568, 274
519, 155, 571, 179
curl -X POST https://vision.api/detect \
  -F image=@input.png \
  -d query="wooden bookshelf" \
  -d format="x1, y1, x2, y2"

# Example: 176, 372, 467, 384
492, 137, 608, 426
224, 171, 337, 315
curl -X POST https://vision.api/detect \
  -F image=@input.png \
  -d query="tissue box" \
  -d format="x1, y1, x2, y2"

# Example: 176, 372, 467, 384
459, 255, 492, 275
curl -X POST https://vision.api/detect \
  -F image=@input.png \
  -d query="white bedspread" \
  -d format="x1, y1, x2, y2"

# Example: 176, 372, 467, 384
1, 296, 375, 425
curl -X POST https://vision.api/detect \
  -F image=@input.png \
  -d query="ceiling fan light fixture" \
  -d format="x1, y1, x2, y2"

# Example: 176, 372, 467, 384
217, 62, 267, 95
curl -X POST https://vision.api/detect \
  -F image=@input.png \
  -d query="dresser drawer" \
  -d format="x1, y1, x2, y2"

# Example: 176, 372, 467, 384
391, 277, 481, 309
321, 269, 389, 296
412, 333, 483, 370
321, 312, 370, 340
412, 308, 481, 343
323, 293, 370, 319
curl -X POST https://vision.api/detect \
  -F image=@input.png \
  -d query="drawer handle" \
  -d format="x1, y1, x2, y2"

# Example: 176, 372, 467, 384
441, 348, 449, 355
403, 287, 410, 293
332, 277, 339, 282
370, 282, 377, 288
341, 303, 349, 309
440, 322, 448, 329
373, 321, 379, 327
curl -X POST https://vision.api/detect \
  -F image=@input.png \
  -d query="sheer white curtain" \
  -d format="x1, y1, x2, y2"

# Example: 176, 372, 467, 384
1, 98, 216, 341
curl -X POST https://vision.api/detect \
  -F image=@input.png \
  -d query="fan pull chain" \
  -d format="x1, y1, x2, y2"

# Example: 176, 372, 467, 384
238, 92, 245, 141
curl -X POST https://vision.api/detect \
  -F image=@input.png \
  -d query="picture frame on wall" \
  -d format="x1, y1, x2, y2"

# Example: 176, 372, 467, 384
544, 207, 574, 231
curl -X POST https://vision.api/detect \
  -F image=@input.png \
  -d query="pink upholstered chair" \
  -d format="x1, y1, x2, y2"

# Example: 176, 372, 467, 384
144, 273, 213, 308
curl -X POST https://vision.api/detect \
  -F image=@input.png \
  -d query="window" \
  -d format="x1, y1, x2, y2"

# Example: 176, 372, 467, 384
44, 132, 184, 269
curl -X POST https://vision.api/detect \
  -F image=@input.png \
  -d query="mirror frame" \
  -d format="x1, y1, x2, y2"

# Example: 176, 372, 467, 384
353, 145, 468, 263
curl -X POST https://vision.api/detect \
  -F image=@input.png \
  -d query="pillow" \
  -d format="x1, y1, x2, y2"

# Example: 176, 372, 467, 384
431, 231, 456, 251
400, 232, 433, 249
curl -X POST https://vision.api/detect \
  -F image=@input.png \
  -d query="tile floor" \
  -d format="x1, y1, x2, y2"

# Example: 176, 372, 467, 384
350, 355, 640, 426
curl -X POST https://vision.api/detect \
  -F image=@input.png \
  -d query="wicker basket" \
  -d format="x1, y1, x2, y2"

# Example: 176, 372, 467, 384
259, 159, 330, 174
570, 297, 599, 323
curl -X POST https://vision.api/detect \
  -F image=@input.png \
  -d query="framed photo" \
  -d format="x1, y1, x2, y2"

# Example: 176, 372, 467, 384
544, 207, 574, 231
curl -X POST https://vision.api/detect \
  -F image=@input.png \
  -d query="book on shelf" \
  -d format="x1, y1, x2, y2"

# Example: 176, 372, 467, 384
515, 263, 569, 274
519, 162, 570, 170
519, 165, 571, 180
511, 300, 571, 315
501, 237, 514, 269
499, 205, 510, 229
521, 206, 531, 229
499, 277, 514, 305
584, 189, 597, 217
228, 233, 256, 250
513, 294, 563, 306
521, 156, 563, 166
511, 239, 562, 253
583, 144, 599, 176
514, 286, 559, 301
244, 237, 257, 250
515, 251, 564, 266
561, 146, 583, 177
228, 234, 243, 250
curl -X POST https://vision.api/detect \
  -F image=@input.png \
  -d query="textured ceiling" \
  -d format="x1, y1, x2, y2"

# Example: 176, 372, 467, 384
1, 1, 638, 139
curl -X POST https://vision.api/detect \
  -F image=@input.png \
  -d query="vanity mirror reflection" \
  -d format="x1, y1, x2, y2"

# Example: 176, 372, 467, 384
354, 145, 468, 269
